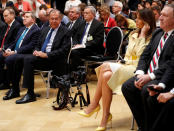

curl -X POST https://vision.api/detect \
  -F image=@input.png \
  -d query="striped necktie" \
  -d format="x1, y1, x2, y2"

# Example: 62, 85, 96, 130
148, 32, 168, 73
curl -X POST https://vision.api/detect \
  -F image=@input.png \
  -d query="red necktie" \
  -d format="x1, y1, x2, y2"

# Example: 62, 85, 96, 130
148, 32, 168, 73
1, 26, 10, 48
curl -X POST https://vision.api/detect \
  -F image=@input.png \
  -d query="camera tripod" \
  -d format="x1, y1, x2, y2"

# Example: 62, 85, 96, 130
71, 81, 90, 109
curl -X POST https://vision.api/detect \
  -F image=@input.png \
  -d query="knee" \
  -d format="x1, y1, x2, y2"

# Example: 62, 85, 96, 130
5, 56, 14, 65
121, 77, 135, 94
100, 63, 110, 72
103, 71, 112, 82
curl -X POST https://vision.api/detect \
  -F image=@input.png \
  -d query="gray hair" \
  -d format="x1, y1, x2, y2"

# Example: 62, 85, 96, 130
49, 9, 63, 19
113, 1, 123, 10
85, 6, 96, 16
69, 6, 81, 14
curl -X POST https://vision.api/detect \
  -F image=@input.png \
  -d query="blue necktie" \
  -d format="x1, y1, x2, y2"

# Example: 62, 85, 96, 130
15, 28, 29, 50
41, 28, 54, 52
80, 23, 89, 44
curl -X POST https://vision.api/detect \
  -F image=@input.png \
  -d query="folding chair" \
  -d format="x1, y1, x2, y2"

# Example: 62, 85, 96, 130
83, 26, 124, 73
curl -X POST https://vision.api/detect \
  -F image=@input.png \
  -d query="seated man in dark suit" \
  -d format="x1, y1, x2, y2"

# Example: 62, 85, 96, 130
122, 4, 174, 131
1, 11, 40, 97
70, 6, 104, 71
0, 7, 21, 89
67, 6, 84, 45
3, 9, 71, 104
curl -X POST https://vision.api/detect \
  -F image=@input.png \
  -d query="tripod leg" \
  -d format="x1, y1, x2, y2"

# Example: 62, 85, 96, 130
81, 93, 88, 106
79, 94, 83, 109
86, 83, 90, 105
72, 93, 78, 107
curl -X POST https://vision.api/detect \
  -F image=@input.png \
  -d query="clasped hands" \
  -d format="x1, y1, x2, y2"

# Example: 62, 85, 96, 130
1, 48, 16, 57
33, 50, 48, 58
134, 74, 151, 89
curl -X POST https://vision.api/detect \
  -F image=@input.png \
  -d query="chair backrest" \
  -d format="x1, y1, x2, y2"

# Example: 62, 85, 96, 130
105, 26, 123, 57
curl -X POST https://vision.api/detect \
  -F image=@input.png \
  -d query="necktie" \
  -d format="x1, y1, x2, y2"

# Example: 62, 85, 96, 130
148, 32, 168, 73
15, 28, 29, 50
80, 23, 89, 44
68, 21, 73, 29
1, 26, 10, 48
41, 28, 54, 52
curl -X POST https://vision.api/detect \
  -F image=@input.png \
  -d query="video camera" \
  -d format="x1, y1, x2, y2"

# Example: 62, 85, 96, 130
72, 66, 87, 85
50, 75, 70, 90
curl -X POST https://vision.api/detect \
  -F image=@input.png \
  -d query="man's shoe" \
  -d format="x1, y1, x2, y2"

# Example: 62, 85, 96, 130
5, 89, 11, 95
0, 83, 10, 90
3, 89, 20, 100
16, 93, 36, 104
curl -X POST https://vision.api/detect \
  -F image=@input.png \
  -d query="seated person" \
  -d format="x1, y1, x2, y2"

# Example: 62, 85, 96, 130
98, 3, 117, 35
122, 4, 174, 131
66, 6, 84, 45
70, 6, 104, 71
0, 7, 21, 90
1, 11, 40, 97
78, 8, 156, 131
98, 4, 117, 48
115, 14, 136, 34
3, 9, 71, 104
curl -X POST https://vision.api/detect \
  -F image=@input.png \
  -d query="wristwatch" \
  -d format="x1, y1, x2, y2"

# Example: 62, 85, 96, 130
170, 88, 174, 95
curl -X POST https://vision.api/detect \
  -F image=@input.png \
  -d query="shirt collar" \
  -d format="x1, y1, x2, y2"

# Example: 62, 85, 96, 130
166, 29, 174, 36
8, 19, 15, 27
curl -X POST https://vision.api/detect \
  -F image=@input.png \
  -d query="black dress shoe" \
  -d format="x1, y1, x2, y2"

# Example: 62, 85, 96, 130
5, 89, 11, 95
16, 93, 36, 104
0, 83, 10, 90
3, 89, 20, 100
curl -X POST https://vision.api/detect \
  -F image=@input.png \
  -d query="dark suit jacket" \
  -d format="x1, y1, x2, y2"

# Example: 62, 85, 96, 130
8, 24, 40, 54
66, 17, 84, 45
35, 24, 71, 62
73, 19, 104, 54
0, 20, 21, 49
136, 29, 174, 86
0, 20, 6, 41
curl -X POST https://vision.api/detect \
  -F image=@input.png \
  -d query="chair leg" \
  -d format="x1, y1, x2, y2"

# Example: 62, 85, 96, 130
130, 116, 135, 130
46, 71, 51, 99
39, 72, 50, 99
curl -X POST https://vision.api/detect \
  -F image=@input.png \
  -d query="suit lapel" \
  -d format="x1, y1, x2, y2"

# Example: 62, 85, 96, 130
161, 31, 174, 52
21, 24, 36, 44
151, 31, 164, 56
50, 24, 63, 50
88, 19, 95, 35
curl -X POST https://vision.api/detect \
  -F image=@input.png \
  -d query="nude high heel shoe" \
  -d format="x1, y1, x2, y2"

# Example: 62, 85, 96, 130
96, 113, 112, 131
78, 105, 100, 118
